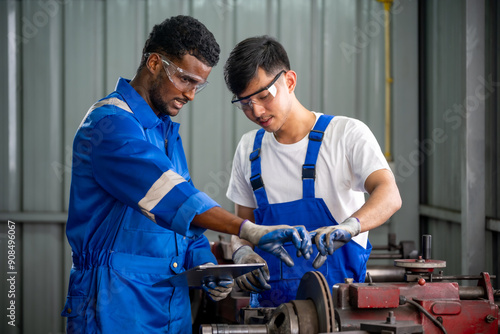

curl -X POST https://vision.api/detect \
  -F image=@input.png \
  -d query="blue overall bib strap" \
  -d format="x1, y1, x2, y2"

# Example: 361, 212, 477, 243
302, 115, 334, 198
250, 129, 269, 207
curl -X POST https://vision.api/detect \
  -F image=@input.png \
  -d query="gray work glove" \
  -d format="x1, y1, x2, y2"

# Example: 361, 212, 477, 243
238, 220, 313, 267
201, 263, 234, 302
311, 217, 361, 269
232, 245, 271, 292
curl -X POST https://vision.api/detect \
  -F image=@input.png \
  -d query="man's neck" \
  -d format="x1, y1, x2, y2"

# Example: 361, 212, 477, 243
273, 105, 316, 144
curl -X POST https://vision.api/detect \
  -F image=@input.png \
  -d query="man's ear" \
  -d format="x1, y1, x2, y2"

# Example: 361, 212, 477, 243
285, 70, 297, 93
145, 54, 162, 75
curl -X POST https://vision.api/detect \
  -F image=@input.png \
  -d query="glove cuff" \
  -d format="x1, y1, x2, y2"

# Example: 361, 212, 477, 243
238, 219, 250, 237
238, 219, 258, 245
343, 217, 361, 237
232, 245, 253, 263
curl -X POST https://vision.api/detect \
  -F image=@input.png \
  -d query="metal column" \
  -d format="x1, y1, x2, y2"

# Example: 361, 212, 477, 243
461, 0, 486, 276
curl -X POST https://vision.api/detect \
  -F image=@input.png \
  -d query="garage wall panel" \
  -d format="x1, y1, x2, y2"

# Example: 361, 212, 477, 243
22, 223, 65, 334
1, 0, 22, 212
21, 1, 65, 212
63, 0, 107, 209
231, 0, 279, 152
424, 0, 465, 211
190, 2, 236, 210
323, 0, 358, 119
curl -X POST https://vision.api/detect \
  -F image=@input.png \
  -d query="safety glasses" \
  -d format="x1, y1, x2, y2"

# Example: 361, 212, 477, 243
231, 70, 286, 111
145, 53, 209, 94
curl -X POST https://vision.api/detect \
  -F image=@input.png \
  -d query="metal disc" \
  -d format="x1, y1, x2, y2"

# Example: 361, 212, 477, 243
295, 271, 335, 333
394, 259, 446, 269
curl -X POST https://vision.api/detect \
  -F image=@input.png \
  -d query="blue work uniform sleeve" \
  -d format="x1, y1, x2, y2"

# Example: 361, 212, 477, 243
184, 235, 218, 269
86, 112, 219, 237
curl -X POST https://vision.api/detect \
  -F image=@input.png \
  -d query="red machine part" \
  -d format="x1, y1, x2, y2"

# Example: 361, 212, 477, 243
333, 272, 499, 334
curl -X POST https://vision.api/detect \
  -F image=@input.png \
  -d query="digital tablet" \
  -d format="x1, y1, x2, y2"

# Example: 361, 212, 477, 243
152, 263, 265, 288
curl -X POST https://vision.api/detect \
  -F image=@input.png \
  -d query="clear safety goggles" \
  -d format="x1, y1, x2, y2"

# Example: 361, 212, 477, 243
145, 53, 209, 94
231, 70, 286, 111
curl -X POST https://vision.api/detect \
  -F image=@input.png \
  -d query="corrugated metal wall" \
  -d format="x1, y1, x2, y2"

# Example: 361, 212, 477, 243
422, 0, 466, 274
419, 0, 499, 282
0, 0, 497, 333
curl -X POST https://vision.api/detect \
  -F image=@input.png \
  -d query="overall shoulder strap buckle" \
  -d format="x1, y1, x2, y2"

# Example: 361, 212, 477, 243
249, 148, 261, 162
302, 164, 316, 179
308, 129, 325, 142
250, 174, 265, 191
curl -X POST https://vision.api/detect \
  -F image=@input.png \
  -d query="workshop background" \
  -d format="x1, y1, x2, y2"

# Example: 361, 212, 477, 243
0, 0, 498, 333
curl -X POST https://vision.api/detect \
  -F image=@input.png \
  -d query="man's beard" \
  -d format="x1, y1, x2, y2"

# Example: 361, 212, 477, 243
149, 74, 172, 116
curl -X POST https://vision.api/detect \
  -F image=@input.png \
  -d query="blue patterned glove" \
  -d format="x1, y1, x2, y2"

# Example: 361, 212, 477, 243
238, 220, 313, 267
311, 217, 361, 269
201, 265, 234, 302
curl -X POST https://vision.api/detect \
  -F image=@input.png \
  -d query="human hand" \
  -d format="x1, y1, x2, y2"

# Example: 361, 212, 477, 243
232, 245, 271, 292
311, 217, 361, 269
238, 220, 313, 267
201, 266, 234, 302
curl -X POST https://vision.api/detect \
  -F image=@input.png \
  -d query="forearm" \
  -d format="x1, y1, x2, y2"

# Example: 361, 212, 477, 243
351, 170, 402, 233
192, 206, 244, 235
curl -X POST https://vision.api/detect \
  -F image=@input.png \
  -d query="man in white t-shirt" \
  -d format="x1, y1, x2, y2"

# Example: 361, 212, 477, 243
223, 35, 402, 307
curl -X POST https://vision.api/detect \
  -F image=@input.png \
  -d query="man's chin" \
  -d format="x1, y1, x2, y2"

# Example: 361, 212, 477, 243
167, 108, 180, 117
158, 106, 180, 117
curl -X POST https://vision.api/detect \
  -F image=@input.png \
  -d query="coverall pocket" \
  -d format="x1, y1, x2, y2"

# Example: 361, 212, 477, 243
61, 295, 87, 318
62, 295, 91, 334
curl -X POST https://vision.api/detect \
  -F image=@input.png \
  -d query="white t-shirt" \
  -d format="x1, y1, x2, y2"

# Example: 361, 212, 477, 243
226, 112, 392, 248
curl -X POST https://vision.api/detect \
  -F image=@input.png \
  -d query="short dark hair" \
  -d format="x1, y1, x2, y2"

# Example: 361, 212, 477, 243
139, 15, 220, 71
224, 36, 290, 96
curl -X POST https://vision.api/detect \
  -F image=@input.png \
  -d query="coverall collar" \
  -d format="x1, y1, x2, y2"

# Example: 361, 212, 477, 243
114, 77, 165, 129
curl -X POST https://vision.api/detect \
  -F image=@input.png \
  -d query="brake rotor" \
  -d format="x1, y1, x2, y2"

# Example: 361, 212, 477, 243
394, 258, 446, 273
295, 271, 335, 333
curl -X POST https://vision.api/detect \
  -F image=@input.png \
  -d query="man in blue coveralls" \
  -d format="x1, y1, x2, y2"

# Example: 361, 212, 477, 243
61, 18, 312, 333
224, 36, 402, 307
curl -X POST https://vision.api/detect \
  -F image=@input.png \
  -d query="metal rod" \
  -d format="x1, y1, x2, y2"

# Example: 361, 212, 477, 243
432, 275, 496, 280
199, 324, 268, 334
459, 286, 486, 300
366, 266, 406, 282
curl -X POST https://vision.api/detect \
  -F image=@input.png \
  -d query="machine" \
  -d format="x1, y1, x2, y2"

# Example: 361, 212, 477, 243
200, 235, 500, 333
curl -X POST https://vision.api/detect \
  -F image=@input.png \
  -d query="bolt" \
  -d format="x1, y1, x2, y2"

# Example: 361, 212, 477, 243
485, 315, 496, 323
386, 311, 396, 324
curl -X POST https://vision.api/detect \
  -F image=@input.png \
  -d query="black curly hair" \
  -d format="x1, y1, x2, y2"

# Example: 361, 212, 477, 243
138, 15, 220, 71
224, 35, 290, 96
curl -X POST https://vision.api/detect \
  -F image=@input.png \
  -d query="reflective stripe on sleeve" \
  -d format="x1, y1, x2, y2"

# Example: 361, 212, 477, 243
138, 170, 186, 222
91, 97, 134, 114
78, 97, 134, 129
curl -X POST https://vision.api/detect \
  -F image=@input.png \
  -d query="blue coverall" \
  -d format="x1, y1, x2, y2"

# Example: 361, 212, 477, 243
250, 115, 372, 307
61, 78, 219, 333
